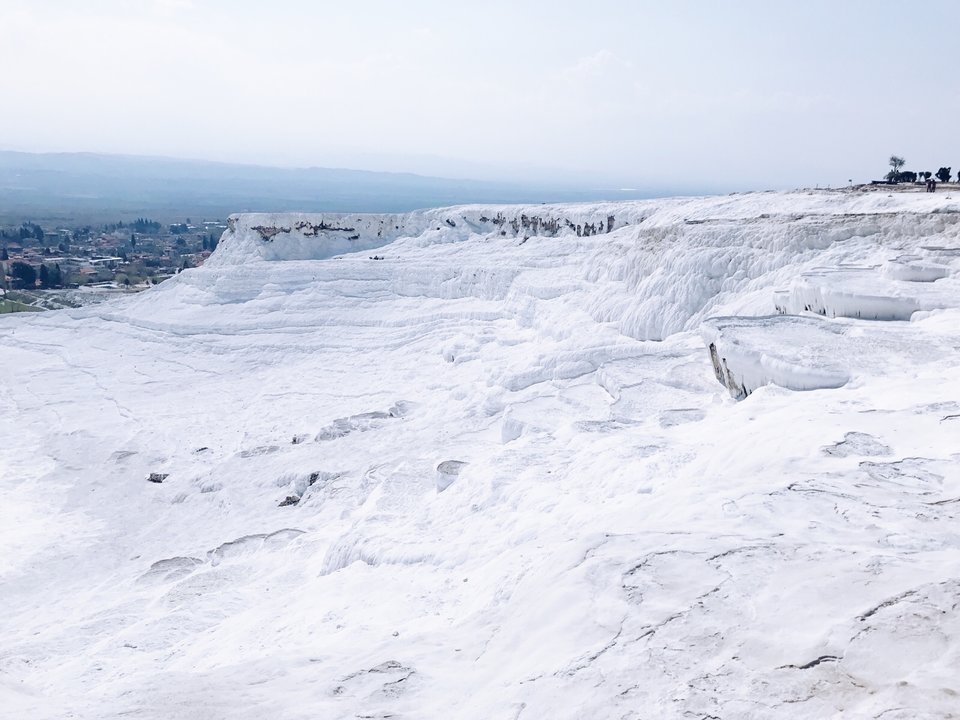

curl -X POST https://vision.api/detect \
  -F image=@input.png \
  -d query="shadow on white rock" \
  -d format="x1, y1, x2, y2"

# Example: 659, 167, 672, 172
436, 460, 468, 492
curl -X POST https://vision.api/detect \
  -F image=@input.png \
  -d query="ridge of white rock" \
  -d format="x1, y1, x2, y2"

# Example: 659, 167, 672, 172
772, 265, 959, 320
2, 190, 960, 719
702, 315, 852, 398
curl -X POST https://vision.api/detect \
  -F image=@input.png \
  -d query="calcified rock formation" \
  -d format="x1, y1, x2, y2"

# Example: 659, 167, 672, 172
2, 191, 960, 719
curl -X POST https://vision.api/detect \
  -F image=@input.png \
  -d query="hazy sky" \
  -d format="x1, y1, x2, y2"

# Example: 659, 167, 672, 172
3, 0, 958, 190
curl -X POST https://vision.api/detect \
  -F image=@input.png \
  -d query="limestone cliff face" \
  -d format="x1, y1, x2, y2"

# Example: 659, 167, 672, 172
212, 204, 642, 265
206, 193, 960, 346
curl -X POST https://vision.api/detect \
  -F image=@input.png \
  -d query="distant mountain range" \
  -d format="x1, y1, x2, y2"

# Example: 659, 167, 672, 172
0, 151, 675, 223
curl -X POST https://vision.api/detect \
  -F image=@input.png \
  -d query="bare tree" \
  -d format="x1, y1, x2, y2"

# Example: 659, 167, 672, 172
888, 155, 906, 180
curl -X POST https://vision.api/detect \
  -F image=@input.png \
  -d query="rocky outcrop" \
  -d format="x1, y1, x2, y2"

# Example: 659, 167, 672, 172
708, 241, 958, 398
702, 315, 852, 398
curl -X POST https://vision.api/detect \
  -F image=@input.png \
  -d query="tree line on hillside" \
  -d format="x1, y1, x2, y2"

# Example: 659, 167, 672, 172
132, 218, 162, 233
6, 261, 64, 289
886, 156, 954, 184
0, 224, 45, 241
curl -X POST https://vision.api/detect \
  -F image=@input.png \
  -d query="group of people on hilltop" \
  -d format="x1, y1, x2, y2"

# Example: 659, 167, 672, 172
926, 178, 939, 192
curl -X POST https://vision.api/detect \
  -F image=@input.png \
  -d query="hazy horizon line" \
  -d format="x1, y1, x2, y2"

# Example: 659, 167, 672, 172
0, 146, 752, 196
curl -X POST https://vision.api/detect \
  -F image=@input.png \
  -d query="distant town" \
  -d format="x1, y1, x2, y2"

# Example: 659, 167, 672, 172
0, 217, 227, 313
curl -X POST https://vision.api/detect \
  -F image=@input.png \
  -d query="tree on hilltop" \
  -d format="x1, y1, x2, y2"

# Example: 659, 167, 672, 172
936, 167, 953, 183
886, 155, 906, 181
